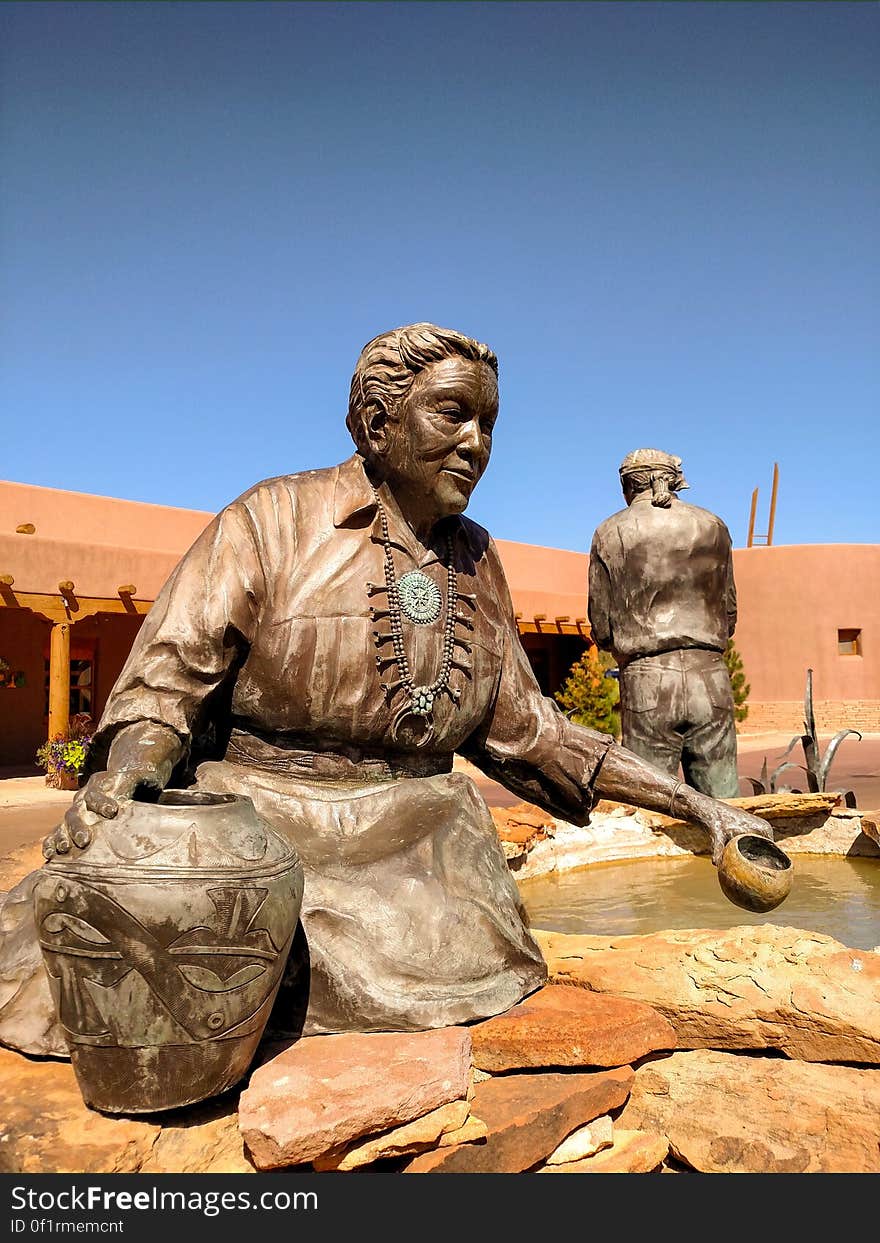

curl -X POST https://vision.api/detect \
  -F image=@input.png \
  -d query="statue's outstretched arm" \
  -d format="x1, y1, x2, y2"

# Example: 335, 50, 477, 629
594, 742, 771, 866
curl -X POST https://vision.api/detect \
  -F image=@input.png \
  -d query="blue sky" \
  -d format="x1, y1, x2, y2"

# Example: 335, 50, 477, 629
2, 1, 877, 550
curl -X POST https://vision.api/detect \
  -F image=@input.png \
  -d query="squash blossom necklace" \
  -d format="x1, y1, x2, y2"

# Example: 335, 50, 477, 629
368, 487, 475, 747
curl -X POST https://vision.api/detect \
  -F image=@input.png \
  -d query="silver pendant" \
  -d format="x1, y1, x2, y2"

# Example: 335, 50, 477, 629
390, 700, 436, 748
398, 571, 442, 624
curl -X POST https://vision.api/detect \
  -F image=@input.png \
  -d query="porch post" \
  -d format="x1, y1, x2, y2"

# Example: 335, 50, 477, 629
48, 621, 71, 740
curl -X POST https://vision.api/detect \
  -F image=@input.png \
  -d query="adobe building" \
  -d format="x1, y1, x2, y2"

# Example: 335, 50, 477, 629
1, 477, 878, 769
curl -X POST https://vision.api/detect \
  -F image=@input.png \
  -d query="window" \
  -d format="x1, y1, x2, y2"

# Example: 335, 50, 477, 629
43, 658, 94, 717
838, 629, 862, 656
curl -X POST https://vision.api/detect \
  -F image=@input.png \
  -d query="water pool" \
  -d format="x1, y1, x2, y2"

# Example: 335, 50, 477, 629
518, 855, 880, 951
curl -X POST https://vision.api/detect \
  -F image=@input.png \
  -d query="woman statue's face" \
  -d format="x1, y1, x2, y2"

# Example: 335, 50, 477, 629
377, 356, 498, 524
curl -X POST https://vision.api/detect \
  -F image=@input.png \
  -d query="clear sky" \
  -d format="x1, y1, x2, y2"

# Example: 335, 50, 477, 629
2, 1, 877, 551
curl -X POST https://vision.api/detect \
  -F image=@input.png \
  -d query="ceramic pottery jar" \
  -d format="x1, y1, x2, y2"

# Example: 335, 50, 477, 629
717, 832, 793, 913
33, 790, 303, 1114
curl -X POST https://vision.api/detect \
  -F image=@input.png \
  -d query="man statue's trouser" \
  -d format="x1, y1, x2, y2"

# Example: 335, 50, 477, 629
619, 647, 739, 798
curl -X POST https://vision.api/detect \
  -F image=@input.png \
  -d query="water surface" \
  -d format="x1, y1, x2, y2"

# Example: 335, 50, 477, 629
519, 855, 880, 951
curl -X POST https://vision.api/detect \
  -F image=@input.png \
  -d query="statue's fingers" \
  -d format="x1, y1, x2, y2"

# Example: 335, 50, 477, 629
42, 836, 57, 859
72, 827, 92, 849
83, 778, 119, 819
53, 825, 72, 853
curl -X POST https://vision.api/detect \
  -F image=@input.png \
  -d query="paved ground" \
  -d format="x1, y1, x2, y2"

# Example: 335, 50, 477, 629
1, 731, 878, 860
0, 778, 75, 855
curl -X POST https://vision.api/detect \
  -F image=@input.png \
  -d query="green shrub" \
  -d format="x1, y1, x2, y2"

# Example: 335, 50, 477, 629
723, 640, 750, 723
555, 646, 621, 738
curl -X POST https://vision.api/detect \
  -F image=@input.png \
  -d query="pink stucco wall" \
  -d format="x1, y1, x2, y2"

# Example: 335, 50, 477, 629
730, 544, 880, 730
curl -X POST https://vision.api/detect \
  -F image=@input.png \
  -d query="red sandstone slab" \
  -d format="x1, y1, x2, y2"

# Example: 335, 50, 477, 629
402, 1066, 634, 1173
470, 984, 676, 1072
239, 1027, 471, 1170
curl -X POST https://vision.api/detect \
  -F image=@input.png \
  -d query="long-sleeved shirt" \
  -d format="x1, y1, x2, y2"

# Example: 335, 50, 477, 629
94, 453, 613, 824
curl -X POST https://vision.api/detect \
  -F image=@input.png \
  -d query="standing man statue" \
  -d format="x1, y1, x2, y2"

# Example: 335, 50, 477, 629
588, 448, 740, 798
1, 336, 771, 1067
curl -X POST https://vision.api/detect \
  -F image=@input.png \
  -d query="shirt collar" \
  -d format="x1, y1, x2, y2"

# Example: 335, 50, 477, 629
333, 453, 378, 530
332, 453, 480, 561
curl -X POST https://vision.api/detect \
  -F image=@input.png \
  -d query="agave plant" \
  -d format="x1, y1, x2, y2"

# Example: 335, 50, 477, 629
745, 669, 861, 805
743, 753, 803, 797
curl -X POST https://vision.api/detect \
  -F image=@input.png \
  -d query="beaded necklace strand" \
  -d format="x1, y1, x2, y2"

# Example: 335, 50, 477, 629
368, 488, 474, 747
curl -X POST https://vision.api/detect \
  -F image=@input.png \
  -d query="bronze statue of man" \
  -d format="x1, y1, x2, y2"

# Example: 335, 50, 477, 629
588, 448, 740, 798
5, 328, 771, 1057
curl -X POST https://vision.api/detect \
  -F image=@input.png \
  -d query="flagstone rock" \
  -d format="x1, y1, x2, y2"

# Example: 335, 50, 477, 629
470, 983, 676, 1072
543, 1115, 613, 1164
536, 924, 880, 1064
139, 1103, 254, 1174
437, 1114, 488, 1147
239, 1027, 472, 1170
0, 1045, 253, 1174
312, 1098, 472, 1171
402, 1067, 633, 1173
0, 1046, 160, 1173
618, 1050, 880, 1173
538, 1129, 668, 1173
861, 810, 880, 848
505, 796, 874, 880
490, 803, 555, 849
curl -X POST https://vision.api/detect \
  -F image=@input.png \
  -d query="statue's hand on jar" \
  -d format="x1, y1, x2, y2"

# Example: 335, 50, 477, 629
42, 721, 185, 858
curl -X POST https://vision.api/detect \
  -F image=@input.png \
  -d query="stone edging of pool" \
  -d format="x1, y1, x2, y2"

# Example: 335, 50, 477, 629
493, 792, 880, 880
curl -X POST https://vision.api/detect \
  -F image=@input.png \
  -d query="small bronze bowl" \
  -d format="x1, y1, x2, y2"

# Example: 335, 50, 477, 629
717, 833, 793, 913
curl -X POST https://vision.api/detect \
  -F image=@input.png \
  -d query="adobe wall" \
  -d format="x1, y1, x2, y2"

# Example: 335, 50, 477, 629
0, 611, 145, 768
731, 545, 880, 733
0, 480, 209, 551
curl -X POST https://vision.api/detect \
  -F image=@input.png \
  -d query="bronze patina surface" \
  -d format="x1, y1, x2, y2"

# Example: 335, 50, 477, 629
589, 448, 740, 797
0, 325, 780, 1107
34, 790, 302, 1113
717, 833, 793, 913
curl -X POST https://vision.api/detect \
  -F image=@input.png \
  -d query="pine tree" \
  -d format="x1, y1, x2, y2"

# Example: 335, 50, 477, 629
555, 645, 621, 737
723, 639, 751, 723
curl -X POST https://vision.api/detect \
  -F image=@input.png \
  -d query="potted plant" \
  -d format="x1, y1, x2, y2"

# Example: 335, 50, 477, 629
36, 713, 94, 790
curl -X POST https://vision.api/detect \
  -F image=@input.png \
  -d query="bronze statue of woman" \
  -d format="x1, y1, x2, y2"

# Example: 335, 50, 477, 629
3, 324, 775, 1057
